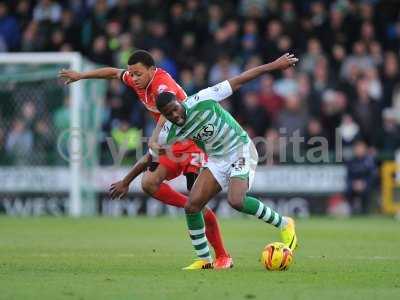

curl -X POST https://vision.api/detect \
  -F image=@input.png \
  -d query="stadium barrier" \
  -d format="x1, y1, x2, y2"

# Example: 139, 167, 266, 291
0, 165, 347, 217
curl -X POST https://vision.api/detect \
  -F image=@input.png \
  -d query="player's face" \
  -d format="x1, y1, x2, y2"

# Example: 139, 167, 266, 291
160, 101, 186, 126
127, 63, 155, 89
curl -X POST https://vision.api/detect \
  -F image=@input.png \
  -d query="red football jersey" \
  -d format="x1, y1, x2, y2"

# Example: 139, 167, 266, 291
120, 67, 199, 154
121, 68, 187, 121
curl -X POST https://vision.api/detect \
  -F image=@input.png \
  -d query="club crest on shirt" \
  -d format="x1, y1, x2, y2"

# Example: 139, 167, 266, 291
157, 84, 168, 94
194, 124, 215, 142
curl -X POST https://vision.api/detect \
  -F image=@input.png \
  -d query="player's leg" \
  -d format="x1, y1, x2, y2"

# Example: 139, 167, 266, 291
185, 169, 230, 260
227, 177, 297, 250
142, 156, 231, 261
228, 177, 283, 227
141, 161, 187, 207
227, 142, 298, 250
183, 168, 221, 270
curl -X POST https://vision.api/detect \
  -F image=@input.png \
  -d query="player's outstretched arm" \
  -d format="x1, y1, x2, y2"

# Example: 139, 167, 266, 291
228, 53, 298, 92
58, 67, 124, 85
109, 153, 152, 199
148, 116, 167, 155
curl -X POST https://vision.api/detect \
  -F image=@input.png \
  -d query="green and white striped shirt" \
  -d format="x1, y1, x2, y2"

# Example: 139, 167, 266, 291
159, 81, 249, 157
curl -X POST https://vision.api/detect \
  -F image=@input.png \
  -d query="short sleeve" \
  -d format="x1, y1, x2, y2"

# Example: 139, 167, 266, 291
120, 70, 129, 85
158, 122, 172, 146
196, 80, 233, 102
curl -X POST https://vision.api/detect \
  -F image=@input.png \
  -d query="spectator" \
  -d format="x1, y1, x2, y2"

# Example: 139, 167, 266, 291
60, 10, 80, 50
1, 0, 399, 171
275, 93, 308, 140
352, 76, 381, 146
192, 62, 208, 91
364, 67, 382, 102
262, 19, 282, 60
239, 0, 269, 19
116, 33, 134, 67
5, 120, 33, 165
142, 21, 173, 56
346, 140, 377, 214
179, 68, 196, 96
320, 90, 348, 148
258, 74, 284, 121
330, 43, 346, 75
208, 19, 240, 59
304, 118, 328, 154
33, 120, 53, 165
240, 55, 263, 93
81, 0, 109, 49
0, 118, 6, 164
209, 55, 240, 85
150, 48, 178, 80
340, 41, 374, 79
382, 51, 400, 108
240, 19, 259, 61
20, 101, 37, 130
108, 0, 132, 27
128, 14, 145, 46
377, 108, 400, 157
53, 97, 70, 134
207, 4, 223, 35
258, 128, 281, 165
176, 32, 198, 70
111, 120, 142, 164
20, 21, 40, 52
90, 35, 113, 66
33, 0, 62, 23
15, 0, 32, 32
338, 114, 362, 160
274, 68, 298, 98
0, 3, 20, 51
299, 38, 324, 74
242, 91, 270, 136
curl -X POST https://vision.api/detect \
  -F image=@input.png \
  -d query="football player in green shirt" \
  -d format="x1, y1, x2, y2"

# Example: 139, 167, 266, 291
153, 53, 299, 270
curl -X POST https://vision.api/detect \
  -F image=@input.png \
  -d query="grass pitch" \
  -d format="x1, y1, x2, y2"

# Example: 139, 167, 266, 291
1, 216, 399, 300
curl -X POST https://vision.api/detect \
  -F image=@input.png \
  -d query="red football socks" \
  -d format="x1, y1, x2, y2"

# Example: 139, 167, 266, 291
152, 183, 187, 207
203, 207, 229, 258
151, 183, 229, 258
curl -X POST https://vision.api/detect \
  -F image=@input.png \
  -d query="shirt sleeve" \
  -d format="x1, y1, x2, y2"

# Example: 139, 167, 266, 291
196, 80, 233, 102
120, 70, 129, 85
158, 122, 173, 146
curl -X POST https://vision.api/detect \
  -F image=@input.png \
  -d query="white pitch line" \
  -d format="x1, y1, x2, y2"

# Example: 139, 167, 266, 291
307, 256, 400, 260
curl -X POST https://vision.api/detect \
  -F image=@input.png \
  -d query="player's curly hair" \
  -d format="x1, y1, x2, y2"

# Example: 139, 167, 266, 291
156, 92, 176, 111
128, 50, 155, 67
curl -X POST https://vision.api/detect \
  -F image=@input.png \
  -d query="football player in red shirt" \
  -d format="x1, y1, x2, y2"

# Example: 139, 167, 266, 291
59, 50, 232, 269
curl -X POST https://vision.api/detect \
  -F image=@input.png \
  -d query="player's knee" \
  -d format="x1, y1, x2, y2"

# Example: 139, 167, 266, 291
184, 199, 202, 214
141, 175, 160, 195
228, 195, 244, 211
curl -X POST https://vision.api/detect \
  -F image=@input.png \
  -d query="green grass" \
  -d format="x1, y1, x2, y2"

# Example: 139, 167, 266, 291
1, 216, 400, 300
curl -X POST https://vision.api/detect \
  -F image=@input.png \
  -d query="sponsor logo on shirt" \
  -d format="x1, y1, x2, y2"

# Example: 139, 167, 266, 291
194, 124, 215, 142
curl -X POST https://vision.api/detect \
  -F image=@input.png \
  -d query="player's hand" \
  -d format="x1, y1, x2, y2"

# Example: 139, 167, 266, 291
109, 180, 129, 200
148, 141, 166, 156
58, 69, 82, 85
272, 53, 299, 70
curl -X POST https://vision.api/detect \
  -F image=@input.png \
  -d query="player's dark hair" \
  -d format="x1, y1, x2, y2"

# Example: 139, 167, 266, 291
127, 50, 155, 67
156, 92, 176, 111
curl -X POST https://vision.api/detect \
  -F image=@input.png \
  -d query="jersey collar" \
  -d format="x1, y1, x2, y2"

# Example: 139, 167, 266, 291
145, 67, 158, 90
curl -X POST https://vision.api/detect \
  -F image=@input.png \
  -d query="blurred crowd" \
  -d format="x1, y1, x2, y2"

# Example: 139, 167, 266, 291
1, 0, 400, 168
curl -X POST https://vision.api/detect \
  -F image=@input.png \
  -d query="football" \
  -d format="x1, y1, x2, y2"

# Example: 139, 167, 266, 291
261, 242, 293, 271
